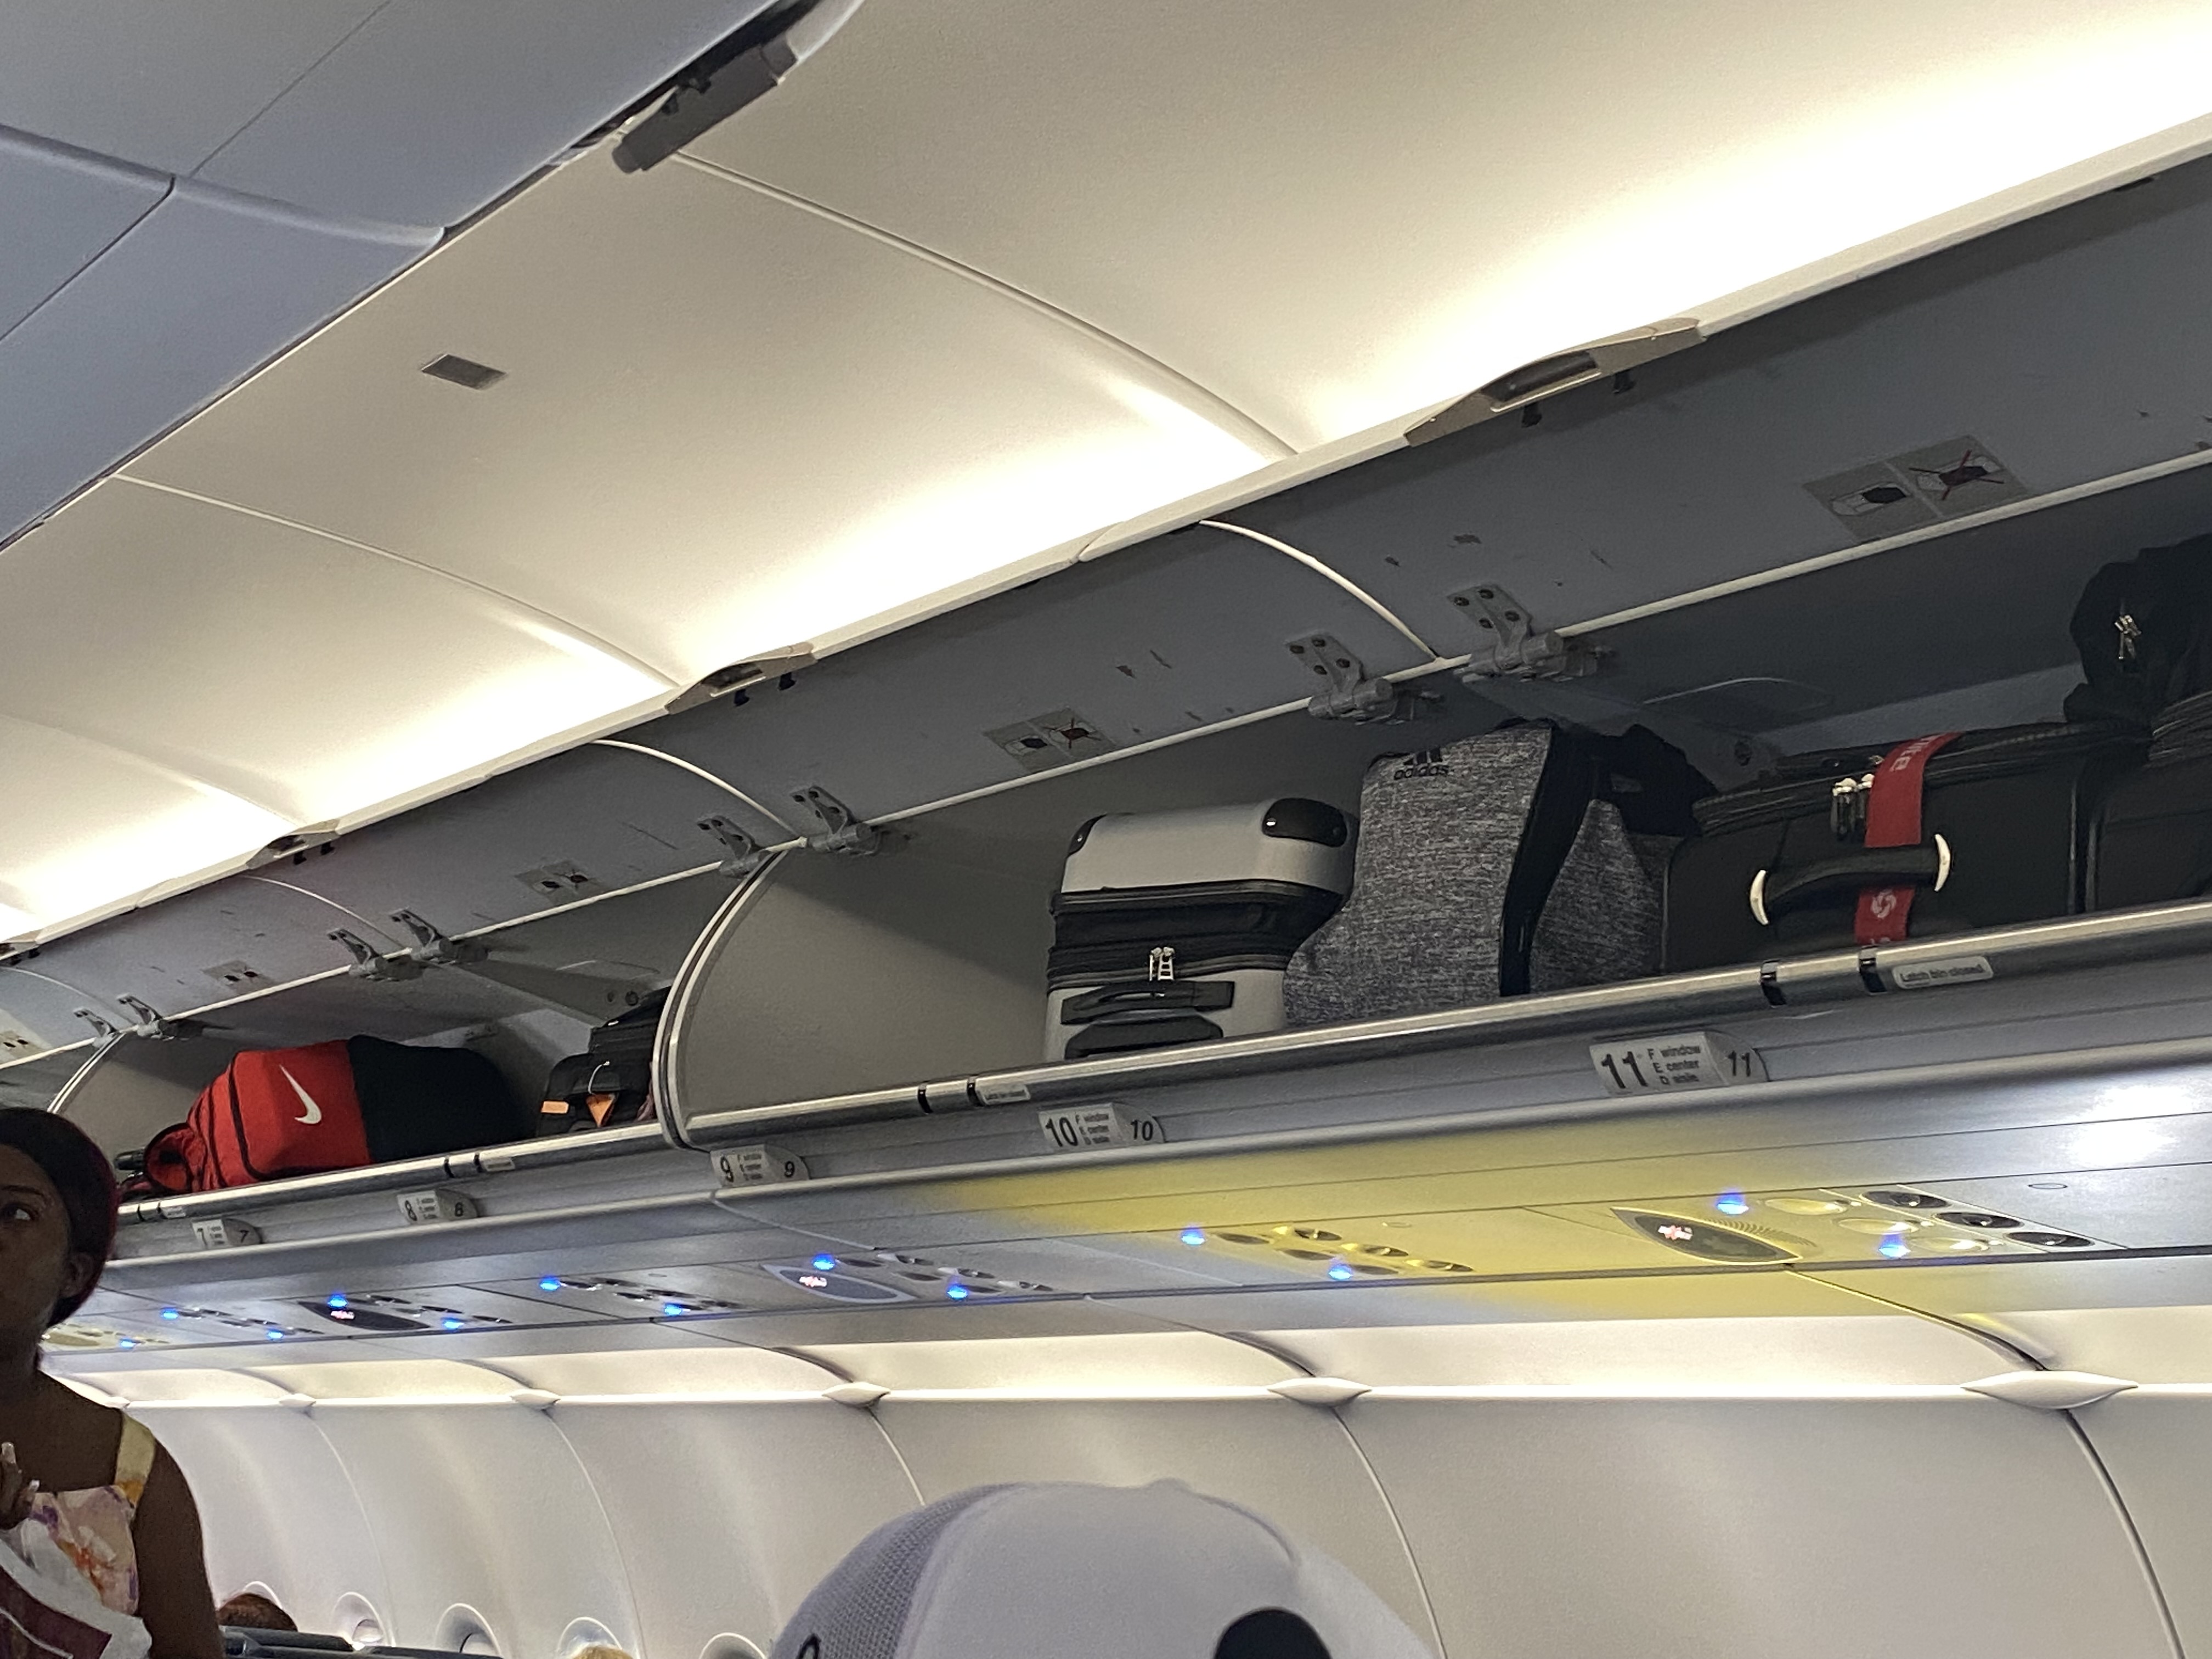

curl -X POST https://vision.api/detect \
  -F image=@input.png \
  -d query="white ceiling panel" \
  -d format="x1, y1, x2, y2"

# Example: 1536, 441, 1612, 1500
194, 0, 781, 228
0, 712, 286, 939
0, 479, 671, 932
126, 149, 1279, 681
0, 127, 166, 336
0, 178, 431, 541
0, 3, 382, 177
695, 0, 2212, 449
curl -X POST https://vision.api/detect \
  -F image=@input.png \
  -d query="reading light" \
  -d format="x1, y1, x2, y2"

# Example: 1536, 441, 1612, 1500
945, 1284, 971, 1301
326, 1294, 348, 1308
159, 1308, 180, 1321
117, 1339, 136, 1349
1877, 1233, 1912, 1259
441, 1316, 467, 1330
811, 1255, 839, 1272
1714, 1190, 1751, 1216
1327, 1261, 1357, 1282
1180, 1228, 1207, 1246
538, 1277, 561, 1292
264, 1329, 286, 1341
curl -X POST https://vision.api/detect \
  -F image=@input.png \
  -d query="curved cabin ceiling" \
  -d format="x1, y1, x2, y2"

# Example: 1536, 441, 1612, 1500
10, 0, 2212, 941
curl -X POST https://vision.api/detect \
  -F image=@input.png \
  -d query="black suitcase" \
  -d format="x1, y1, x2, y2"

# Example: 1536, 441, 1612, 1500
2092, 690, 2212, 910
1664, 724, 2142, 970
346, 1036, 529, 1161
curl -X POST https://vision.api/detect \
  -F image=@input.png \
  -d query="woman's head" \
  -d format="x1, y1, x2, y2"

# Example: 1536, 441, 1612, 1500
0, 1110, 117, 1331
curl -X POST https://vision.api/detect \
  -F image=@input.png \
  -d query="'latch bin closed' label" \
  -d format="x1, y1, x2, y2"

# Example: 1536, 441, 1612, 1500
1888, 954, 1995, 990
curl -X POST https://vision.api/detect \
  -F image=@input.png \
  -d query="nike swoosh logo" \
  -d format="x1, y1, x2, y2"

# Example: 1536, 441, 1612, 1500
278, 1065, 324, 1125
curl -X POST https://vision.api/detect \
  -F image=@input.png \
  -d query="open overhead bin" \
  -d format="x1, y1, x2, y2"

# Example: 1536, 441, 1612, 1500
1224, 156, 2212, 695
49, 90, 2212, 1347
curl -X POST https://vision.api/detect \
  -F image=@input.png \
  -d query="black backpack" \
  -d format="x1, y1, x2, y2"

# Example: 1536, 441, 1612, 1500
536, 989, 665, 1135
2063, 531, 2212, 725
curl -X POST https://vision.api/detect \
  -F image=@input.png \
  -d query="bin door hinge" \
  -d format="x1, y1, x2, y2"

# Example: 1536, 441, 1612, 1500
1449, 583, 1601, 682
331, 928, 424, 981
700, 815, 774, 878
793, 786, 882, 856
1286, 633, 1438, 723
391, 910, 486, 968
117, 996, 202, 1041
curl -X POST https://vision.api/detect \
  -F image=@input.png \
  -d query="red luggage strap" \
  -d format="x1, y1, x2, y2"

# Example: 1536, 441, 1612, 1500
1854, 731, 1960, 946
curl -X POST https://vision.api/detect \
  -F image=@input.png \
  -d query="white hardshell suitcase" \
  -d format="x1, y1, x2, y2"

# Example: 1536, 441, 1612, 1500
1046, 798, 1353, 1061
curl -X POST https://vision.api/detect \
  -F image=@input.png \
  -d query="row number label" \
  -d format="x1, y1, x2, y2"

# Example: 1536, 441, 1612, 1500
1589, 1030, 1766, 1096
1038, 1104, 1165, 1151
715, 1144, 810, 1188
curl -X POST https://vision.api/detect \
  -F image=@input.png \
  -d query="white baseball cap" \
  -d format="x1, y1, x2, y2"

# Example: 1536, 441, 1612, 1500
769, 1481, 1433, 1659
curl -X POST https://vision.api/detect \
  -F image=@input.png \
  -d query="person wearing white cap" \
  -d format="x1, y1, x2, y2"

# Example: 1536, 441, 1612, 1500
771, 1481, 1434, 1659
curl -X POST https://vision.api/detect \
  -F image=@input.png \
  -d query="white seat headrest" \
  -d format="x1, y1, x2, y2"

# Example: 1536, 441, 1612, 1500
770, 1481, 1432, 1659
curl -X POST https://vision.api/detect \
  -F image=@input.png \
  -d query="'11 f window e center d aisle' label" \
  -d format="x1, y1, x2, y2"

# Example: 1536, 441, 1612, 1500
1588, 1030, 1766, 1095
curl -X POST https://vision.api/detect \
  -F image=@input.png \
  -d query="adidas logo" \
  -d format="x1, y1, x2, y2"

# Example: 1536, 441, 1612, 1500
1393, 748, 1451, 779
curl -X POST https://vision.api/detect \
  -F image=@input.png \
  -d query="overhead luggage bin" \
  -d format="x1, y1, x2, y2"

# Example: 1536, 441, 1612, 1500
49, 104, 2212, 1335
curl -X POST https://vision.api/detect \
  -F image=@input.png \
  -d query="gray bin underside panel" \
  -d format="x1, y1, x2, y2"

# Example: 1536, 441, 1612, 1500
1582, 456, 2212, 730
273, 742, 761, 929
647, 526, 1434, 825
1232, 156, 2212, 651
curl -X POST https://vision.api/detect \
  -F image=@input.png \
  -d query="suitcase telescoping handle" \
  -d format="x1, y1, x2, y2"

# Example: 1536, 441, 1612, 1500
1750, 836, 1953, 927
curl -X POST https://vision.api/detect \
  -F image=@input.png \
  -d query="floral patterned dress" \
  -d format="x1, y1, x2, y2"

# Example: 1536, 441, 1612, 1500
7, 1416, 154, 1616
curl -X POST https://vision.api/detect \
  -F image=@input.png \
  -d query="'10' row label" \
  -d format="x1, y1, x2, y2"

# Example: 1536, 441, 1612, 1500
1038, 1104, 1165, 1151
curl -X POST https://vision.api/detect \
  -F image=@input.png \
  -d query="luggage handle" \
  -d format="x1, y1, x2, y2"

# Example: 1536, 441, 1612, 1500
1062, 981, 1237, 1023
1750, 835, 1952, 926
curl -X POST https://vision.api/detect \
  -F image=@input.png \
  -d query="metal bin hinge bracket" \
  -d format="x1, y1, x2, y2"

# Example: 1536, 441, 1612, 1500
1449, 583, 1601, 682
391, 910, 486, 967
1286, 633, 1438, 723
700, 815, 774, 878
331, 929, 424, 982
793, 787, 882, 856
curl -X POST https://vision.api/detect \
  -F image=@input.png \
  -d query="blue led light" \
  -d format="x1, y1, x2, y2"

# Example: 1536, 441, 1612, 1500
945, 1284, 971, 1301
441, 1316, 467, 1330
538, 1277, 562, 1293
117, 1339, 136, 1349
1327, 1261, 1357, 1282
811, 1255, 838, 1272
1179, 1228, 1207, 1247
159, 1307, 180, 1321
1878, 1232, 1912, 1260
326, 1294, 348, 1308
1714, 1190, 1751, 1217
661, 1302, 686, 1317
263, 1329, 285, 1341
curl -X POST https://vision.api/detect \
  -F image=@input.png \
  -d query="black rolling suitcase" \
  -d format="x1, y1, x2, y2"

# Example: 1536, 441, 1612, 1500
1664, 723, 2142, 969
2092, 691, 2212, 910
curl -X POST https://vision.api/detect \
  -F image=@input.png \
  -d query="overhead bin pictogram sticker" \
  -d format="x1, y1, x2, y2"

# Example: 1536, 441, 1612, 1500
1806, 434, 2029, 540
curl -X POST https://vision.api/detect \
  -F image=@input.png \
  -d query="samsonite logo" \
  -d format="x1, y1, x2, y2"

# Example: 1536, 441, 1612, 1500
1393, 748, 1451, 780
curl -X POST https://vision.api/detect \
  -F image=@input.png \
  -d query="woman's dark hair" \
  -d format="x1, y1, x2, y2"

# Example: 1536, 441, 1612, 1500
0, 1109, 119, 1325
